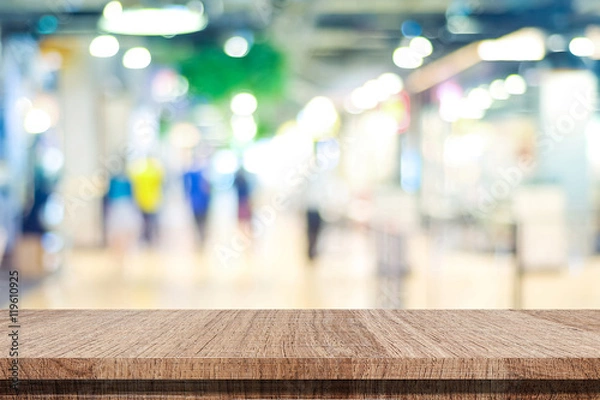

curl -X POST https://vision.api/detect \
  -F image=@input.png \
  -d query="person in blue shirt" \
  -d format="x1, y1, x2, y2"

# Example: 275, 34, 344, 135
107, 172, 133, 201
105, 169, 142, 263
183, 164, 212, 246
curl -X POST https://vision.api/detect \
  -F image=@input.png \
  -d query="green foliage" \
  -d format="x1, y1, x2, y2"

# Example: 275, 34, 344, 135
178, 41, 287, 102
153, 39, 287, 142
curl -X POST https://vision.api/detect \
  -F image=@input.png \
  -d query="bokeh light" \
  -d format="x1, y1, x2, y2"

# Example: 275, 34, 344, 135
489, 79, 510, 100
297, 96, 338, 138
230, 92, 258, 116
377, 73, 404, 95
37, 15, 59, 34
569, 37, 595, 57
393, 47, 423, 69
504, 74, 527, 95
103, 1, 123, 19
89, 35, 120, 58
401, 20, 422, 37
409, 36, 433, 57
122, 47, 152, 69
231, 115, 258, 143
224, 36, 250, 58
24, 109, 52, 134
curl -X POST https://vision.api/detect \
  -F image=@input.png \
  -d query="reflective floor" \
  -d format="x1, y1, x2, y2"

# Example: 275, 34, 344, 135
19, 210, 600, 309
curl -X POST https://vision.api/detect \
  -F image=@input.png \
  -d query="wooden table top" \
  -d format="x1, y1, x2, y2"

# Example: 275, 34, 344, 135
3, 310, 600, 381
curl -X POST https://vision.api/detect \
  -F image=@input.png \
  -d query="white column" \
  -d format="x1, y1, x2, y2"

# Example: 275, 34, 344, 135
537, 70, 597, 262
59, 37, 104, 247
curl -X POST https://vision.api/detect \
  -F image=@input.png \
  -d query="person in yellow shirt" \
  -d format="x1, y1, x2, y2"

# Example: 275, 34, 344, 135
128, 157, 164, 245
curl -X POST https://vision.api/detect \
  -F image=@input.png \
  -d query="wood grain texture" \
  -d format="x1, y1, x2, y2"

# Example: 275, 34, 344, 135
1, 380, 600, 399
0, 310, 598, 382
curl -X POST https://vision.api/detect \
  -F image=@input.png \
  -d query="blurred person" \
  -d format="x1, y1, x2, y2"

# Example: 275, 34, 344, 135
0, 187, 8, 264
183, 159, 212, 246
305, 177, 324, 262
105, 169, 141, 263
17, 144, 61, 278
0, 227, 6, 263
233, 168, 252, 232
129, 157, 165, 245
0, 193, 7, 264
22, 161, 55, 236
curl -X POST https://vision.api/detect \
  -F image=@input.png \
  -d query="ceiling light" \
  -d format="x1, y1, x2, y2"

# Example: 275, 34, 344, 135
297, 96, 338, 136
446, 16, 481, 35
99, 6, 208, 36
24, 109, 51, 134
393, 47, 423, 69
300, 97, 338, 128
409, 37, 433, 57
103, 1, 122, 19
569, 37, 595, 57
224, 36, 250, 58
230, 93, 258, 116
89, 35, 119, 58
489, 79, 510, 100
504, 74, 527, 95
478, 28, 546, 61
377, 73, 404, 95
467, 87, 493, 109
122, 47, 151, 69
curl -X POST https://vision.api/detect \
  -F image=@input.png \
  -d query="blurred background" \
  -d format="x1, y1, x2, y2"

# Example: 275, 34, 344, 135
0, 0, 599, 309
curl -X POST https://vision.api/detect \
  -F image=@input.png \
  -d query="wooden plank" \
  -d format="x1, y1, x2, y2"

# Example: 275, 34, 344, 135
0, 310, 599, 381
521, 310, 600, 333
2, 380, 600, 399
